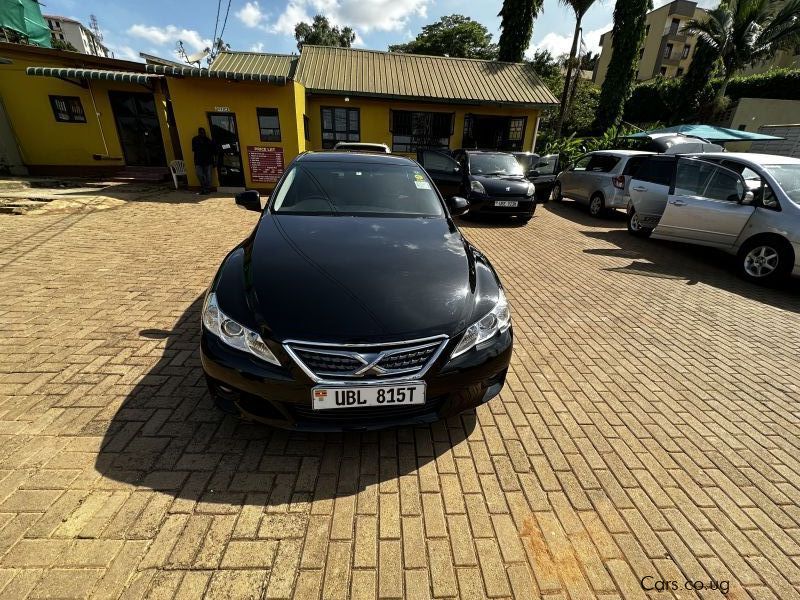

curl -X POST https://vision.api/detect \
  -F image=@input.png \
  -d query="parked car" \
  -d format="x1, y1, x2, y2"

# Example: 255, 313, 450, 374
552, 150, 654, 217
417, 149, 537, 222
513, 152, 561, 203
334, 142, 391, 153
627, 152, 800, 283
201, 151, 512, 430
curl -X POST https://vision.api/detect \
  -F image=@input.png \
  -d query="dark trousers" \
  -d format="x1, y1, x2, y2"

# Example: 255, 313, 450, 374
195, 164, 212, 192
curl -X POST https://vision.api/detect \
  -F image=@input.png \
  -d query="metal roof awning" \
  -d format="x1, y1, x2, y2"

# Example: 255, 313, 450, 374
145, 64, 287, 84
26, 66, 159, 85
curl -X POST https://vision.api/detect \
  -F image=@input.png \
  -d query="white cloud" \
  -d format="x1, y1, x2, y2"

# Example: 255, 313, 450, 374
128, 24, 211, 53
109, 44, 141, 62
250, 42, 265, 52
530, 22, 611, 58
237, 2, 268, 28
269, 0, 429, 36
654, 0, 717, 6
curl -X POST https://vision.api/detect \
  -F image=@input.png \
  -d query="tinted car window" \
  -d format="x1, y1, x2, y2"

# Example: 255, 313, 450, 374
535, 155, 558, 175
622, 155, 649, 176
572, 155, 592, 171
420, 150, 457, 172
469, 154, 524, 176
271, 162, 443, 217
675, 159, 716, 196
635, 157, 674, 186
586, 155, 621, 173
704, 169, 744, 202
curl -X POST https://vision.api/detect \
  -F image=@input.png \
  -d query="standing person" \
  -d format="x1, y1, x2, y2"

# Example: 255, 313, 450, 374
192, 127, 216, 194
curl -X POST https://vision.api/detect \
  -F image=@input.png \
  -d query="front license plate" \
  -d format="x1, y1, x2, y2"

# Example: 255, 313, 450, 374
311, 383, 426, 410
494, 200, 518, 207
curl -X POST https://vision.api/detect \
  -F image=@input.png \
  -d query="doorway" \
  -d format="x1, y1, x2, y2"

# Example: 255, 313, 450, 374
108, 91, 166, 167
208, 112, 245, 188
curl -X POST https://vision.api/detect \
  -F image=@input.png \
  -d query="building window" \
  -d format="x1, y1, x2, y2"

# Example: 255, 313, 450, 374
676, 67, 684, 76
507, 117, 526, 145
321, 106, 360, 148
256, 108, 281, 142
390, 110, 452, 153
669, 18, 681, 34
682, 44, 691, 59
49, 96, 86, 123
303, 115, 310, 141
663, 43, 673, 59
639, 48, 645, 59
660, 67, 668, 76
645, 24, 650, 36
738, 124, 747, 131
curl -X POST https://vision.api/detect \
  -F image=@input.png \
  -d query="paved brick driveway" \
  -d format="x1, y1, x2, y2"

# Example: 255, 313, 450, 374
0, 195, 799, 599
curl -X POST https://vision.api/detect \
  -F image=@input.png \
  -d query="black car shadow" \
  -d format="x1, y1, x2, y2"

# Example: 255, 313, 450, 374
582, 229, 800, 312
94, 296, 476, 505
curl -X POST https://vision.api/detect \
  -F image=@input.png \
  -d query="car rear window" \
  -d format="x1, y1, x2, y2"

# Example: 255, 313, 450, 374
634, 157, 674, 186
622, 156, 649, 176
586, 155, 621, 173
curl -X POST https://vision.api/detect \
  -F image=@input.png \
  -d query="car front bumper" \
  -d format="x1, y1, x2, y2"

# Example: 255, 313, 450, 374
467, 194, 536, 217
200, 328, 512, 431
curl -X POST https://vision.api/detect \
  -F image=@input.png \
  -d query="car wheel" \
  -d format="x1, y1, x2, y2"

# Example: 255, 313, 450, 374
737, 238, 793, 284
589, 194, 605, 217
551, 182, 562, 202
627, 209, 652, 238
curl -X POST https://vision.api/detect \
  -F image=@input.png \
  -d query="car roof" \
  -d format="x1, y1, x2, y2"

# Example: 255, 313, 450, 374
456, 149, 514, 155
296, 151, 416, 165
590, 150, 654, 157
690, 152, 800, 166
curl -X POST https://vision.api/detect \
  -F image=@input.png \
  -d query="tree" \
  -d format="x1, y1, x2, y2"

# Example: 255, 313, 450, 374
388, 14, 498, 59
553, 0, 598, 137
595, 0, 652, 131
684, 0, 800, 107
672, 37, 720, 120
579, 50, 599, 71
528, 49, 560, 79
295, 15, 355, 52
498, 0, 544, 62
51, 39, 78, 52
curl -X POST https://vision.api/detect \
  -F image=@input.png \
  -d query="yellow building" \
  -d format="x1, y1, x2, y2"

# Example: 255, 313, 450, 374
0, 42, 557, 190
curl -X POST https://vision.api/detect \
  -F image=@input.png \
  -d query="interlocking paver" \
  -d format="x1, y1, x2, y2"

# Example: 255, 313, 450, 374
1, 196, 799, 598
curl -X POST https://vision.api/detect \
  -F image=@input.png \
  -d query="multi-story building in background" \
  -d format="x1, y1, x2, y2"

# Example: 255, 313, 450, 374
43, 15, 110, 57
593, 0, 706, 86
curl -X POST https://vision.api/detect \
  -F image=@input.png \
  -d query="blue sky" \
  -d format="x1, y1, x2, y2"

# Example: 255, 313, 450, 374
42, 0, 715, 63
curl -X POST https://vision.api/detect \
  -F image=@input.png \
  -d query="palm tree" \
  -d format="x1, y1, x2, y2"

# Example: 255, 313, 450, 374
498, 0, 545, 62
554, 0, 598, 137
683, 0, 800, 105
595, 0, 652, 131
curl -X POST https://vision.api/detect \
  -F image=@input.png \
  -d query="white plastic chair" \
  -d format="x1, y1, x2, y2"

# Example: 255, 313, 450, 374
169, 160, 186, 189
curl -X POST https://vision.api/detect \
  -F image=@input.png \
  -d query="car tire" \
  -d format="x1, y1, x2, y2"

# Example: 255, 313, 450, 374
737, 237, 793, 285
589, 193, 605, 217
627, 209, 652, 238
551, 182, 562, 202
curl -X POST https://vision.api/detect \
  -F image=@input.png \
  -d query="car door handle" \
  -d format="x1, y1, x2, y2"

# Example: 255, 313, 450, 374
669, 200, 686, 206
632, 186, 647, 192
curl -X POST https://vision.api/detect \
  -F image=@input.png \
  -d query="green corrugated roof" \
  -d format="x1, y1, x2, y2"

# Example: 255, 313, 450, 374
26, 66, 157, 84
211, 51, 297, 80
294, 46, 558, 107
145, 55, 291, 84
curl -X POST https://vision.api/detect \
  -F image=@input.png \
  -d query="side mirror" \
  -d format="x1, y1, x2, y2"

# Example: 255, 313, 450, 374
741, 190, 755, 205
235, 190, 261, 212
527, 169, 540, 178
446, 196, 470, 217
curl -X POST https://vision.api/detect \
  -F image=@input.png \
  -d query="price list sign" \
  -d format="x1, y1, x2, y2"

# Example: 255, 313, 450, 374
247, 146, 284, 183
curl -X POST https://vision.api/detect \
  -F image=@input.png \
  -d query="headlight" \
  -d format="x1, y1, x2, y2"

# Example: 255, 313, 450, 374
202, 292, 280, 366
451, 288, 511, 358
526, 182, 536, 197
470, 180, 486, 195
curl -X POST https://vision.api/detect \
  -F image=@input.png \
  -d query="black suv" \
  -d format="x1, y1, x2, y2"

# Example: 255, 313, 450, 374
417, 149, 537, 222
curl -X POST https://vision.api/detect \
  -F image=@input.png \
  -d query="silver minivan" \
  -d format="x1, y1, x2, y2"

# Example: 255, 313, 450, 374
627, 152, 800, 284
552, 150, 654, 217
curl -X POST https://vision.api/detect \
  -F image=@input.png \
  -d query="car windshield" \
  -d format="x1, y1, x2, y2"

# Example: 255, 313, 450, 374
470, 154, 524, 176
764, 164, 800, 205
271, 161, 444, 217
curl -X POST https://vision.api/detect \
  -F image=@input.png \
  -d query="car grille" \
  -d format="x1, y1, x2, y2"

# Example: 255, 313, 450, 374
284, 337, 447, 381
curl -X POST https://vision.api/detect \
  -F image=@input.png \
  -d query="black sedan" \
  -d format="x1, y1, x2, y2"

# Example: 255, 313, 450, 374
201, 151, 513, 431
416, 149, 537, 222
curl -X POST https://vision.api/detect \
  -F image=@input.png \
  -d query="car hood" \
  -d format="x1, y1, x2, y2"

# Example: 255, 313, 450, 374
219, 214, 498, 343
472, 174, 530, 195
